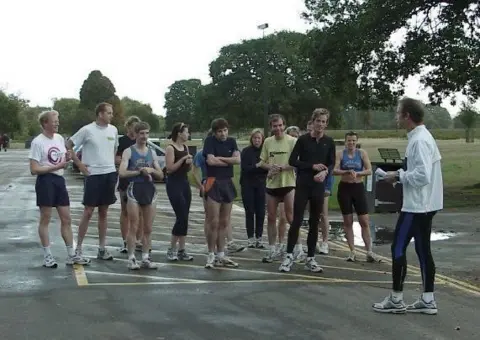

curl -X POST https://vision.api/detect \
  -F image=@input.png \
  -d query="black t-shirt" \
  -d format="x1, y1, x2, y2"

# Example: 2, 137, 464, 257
117, 135, 136, 157
202, 136, 239, 179
117, 135, 136, 190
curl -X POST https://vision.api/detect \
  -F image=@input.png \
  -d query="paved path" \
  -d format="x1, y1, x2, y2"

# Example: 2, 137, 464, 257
0, 150, 478, 340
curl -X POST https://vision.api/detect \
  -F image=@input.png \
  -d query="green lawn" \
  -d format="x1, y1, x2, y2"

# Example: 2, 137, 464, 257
14, 138, 480, 210
188, 138, 480, 211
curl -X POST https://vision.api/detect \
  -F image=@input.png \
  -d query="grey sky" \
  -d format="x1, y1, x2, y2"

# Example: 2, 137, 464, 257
0, 0, 474, 117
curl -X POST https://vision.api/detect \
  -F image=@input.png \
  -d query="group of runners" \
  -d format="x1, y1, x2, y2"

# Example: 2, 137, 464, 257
28, 97, 442, 315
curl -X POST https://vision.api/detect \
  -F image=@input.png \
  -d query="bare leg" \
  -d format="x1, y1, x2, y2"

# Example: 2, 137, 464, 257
56, 206, 74, 250
141, 204, 155, 256
206, 199, 221, 253
38, 207, 52, 248
277, 203, 287, 244
126, 201, 140, 258
76, 206, 94, 249
342, 214, 355, 252
119, 193, 129, 245
266, 194, 279, 247
203, 198, 208, 246
358, 214, 373, 252
218, 202, 233, 254
137, 210, 144, 244
97, 205, 109, 249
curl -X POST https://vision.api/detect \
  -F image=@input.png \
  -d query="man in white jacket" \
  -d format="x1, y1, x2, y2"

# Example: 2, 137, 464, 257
373, 97, 443, 315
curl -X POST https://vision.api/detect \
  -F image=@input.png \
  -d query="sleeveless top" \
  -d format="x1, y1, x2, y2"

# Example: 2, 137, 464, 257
127, 146, 155, 183
169, 144, 190, 178
340, 149, 363, 172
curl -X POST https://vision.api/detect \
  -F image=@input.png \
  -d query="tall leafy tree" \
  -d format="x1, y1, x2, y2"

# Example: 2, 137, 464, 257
164, 79, 202, 131
52, 98, 80, 135
78, 70, 125, 127
207, 31, 344, 130
457, 103, 479, 143
0, 90, 23, 135
121, 97, 160, 133
303, 0, 480, 107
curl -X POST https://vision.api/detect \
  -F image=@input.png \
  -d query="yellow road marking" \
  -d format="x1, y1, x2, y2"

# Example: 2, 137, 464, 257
83, 255, 334, 281
73, 264, 89, 286
81, 278, 426, 287
81, 243, 415, 276
84, 270, 205, 282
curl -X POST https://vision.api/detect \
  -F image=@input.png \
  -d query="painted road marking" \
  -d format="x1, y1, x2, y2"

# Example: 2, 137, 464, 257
80, 243, 421, 276
84, 279, 426, 287
73, 264, 88, 286
330, 239, 480, 296
75, 255, 435, 288
61, 170, 480, 296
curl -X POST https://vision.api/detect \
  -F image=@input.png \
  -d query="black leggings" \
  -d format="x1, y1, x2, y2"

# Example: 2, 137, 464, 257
241, 183, 266, 239
391, 211, 436, 292
166, 176, 192, 236
287, 182, 324, 257
337, 181, 368, 215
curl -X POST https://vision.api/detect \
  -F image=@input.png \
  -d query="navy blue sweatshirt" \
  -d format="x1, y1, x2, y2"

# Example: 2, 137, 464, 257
240, 145, 268, 187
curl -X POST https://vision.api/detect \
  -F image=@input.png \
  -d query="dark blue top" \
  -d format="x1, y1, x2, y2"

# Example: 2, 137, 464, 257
340, 149, 364, 172
127, 146, 155, 183
193, 150, 207, 182
240, 145, 267, 187
202, 136, 239, 179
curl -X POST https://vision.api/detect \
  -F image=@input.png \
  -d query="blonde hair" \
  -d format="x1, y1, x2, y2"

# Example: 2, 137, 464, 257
286, 126, 300, 136
38, 110, 59, 128
312, 108, 330, 121
124, 115, 141, 127
249, 128, 264, 146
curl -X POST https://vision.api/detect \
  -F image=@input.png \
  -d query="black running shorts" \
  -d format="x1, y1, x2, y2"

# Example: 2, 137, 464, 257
204, 177, 237, 204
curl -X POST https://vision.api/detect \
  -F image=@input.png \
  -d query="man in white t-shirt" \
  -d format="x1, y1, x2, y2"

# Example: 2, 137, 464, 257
29, 110, 89, 268
67, 102, 119, 263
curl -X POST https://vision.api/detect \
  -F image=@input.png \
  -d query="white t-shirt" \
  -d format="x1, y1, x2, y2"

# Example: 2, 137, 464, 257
28, 133, 67, 176
70, 122, 119, 175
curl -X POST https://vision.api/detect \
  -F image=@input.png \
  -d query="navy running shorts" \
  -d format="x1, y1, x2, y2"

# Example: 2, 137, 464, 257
83, 172, 118, 207
35, 173, 70, 207
204, 177, 237, 204
127, 181, 157, 206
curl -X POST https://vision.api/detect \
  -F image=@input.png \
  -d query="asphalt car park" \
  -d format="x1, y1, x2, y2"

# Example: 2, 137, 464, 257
1, 150, 479, 340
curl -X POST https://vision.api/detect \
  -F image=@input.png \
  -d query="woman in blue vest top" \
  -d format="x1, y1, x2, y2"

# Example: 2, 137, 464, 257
333, 131, 381, 263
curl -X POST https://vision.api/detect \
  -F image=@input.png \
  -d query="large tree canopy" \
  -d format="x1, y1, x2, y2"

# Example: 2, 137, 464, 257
209, 31, 345, 128
79, 70, 125, 126
0, 90, 22, 134
164, 79, 203, 131
303, 0, 480, 107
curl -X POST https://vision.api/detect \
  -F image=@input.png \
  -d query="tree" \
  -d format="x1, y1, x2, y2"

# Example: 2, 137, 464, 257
303, 1, 480, 107
457, 103, 479, 143
206, 31, 344, 129
78, 70, 125, 127
164, 79, 202, 131
121, 97, 160, 133
19, 106, 50, 137
0, 90, 23, 134
52, 98, 80, 135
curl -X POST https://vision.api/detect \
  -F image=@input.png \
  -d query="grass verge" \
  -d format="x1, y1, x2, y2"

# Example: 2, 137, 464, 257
186, 138, 480, 211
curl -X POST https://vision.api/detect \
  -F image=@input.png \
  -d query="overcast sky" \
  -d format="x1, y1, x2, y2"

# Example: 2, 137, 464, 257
0, 0, 474, 117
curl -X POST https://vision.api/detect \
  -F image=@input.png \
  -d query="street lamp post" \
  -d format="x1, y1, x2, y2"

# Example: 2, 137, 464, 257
257, 23, 269, 136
